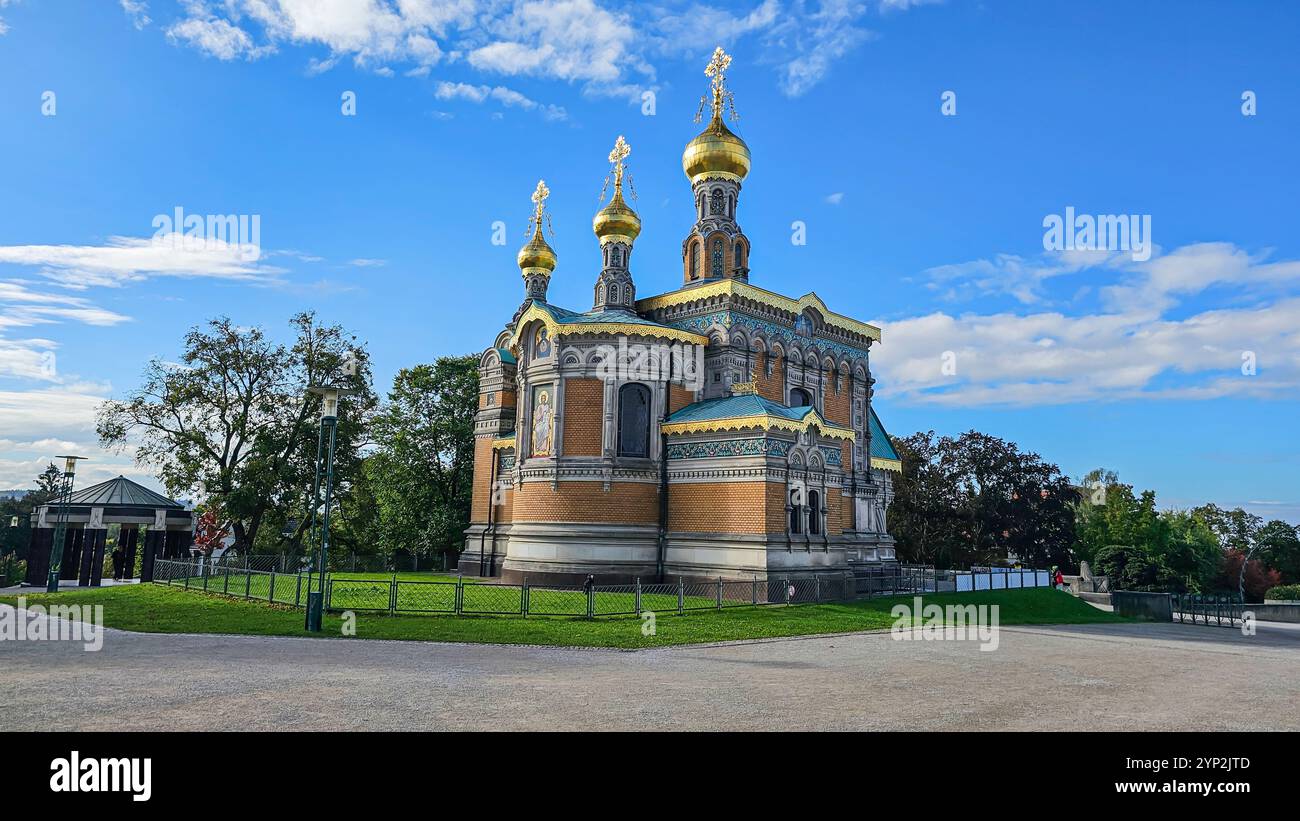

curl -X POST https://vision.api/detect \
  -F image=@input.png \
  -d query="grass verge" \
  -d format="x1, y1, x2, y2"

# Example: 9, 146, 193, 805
0, 584, 1123, 649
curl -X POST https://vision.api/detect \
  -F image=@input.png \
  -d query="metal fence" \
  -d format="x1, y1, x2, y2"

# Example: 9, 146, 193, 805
152, 559, 860, 617
151, 559, 1054, 620
1172, 593, 1244, 627
195, 551, 449, 575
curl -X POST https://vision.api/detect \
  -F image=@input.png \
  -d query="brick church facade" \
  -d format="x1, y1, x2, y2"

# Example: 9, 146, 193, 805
460, 49, 902, 584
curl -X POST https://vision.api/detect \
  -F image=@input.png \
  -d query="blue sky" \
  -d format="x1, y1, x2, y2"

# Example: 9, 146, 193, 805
0, 0, 1297, 523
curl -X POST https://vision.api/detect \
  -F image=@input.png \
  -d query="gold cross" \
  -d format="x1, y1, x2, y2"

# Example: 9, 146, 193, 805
607, 135, 631, 190
530, 179, 549, 227
698, 46, 738, 123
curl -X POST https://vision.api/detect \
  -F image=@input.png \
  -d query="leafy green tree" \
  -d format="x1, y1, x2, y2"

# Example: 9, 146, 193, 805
1191, 503, 1263, 552
1, 463, 64, 561
889, 430, 1076, 569
368, 356, 478, 568
97, 312, 375, 552
1255, 519, 1300, 583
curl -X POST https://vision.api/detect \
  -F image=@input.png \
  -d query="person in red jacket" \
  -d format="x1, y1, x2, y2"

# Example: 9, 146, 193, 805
1054, 568, 1065, 590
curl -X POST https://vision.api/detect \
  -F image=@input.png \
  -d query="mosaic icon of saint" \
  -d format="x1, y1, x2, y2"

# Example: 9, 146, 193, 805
535, 326, 551, 358
532, 389, 553, 456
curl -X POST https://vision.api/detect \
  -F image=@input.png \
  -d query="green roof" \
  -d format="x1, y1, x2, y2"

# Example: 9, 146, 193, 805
869, 407, 901, 462
665, 393, 815, 424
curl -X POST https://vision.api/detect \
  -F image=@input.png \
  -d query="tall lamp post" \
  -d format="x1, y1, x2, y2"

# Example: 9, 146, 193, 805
304, 382, 355, 632
46, 455, 87, 593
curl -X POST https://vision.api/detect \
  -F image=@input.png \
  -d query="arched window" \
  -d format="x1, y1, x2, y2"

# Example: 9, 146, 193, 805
790, 387, 813, 408
617, 383, 651, 457
710, 189, 724, 215
711, 239, 724, 277
808, 490, 821, 536
733, 241, 744, 268
689, 242, 699, 279
789, 490, 803, 534
608, 284, 619, 303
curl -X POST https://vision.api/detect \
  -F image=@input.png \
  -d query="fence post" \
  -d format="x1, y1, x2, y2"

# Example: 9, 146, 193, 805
245, 570, 251, 599
269, 571, 276, 603
455, 575, 464, 615
184, 567, 190, 590
389, 574, 397, 615
586, 585, 595, 619
752, 578, 758, 606
785, 577, 792, 605
522, 578, 529, 618
295, 573, 302, 607
677, 576, 684, 615
815, 575, 821, 602
634, 578, 641, 616
717, 576, 723, 609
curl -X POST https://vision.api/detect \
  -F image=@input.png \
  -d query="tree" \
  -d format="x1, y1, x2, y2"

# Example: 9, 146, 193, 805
1, 463, 65, 560
888, 430, 1077, 569
1255, 520, 1300, 583
1191, 503, 1262, 553
1216, 549, 1282, 602
97, 312, 375, 553
367, 356, 478, 568
32, 463, 63, 504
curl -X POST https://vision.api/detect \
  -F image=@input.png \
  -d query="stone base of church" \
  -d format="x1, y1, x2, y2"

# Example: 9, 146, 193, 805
495, 522, 661, 585
462, 524, 899, 585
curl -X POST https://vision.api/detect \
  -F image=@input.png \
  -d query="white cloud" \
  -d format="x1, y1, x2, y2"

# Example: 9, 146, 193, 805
825, 192, 844, 205
139, 1, 932, 102
435, 80, 568, 120
874, 242, 1300, 407
121, 0, 151, 29
0, 234, 281, 289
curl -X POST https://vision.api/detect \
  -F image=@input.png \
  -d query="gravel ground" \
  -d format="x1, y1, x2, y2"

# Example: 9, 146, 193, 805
2, 605, 1298, 731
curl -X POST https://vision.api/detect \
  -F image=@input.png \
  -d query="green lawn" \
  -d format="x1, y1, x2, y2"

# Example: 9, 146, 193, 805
0, 584, 1124, 649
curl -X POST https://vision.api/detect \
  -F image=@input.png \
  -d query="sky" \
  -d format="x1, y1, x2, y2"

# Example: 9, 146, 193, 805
0, 0, 1297, 523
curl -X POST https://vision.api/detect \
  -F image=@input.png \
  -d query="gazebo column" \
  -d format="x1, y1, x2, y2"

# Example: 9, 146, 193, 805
80, 507, 107, 587
140, 530, 164, 582
24, 526, 52, 586
121, 525, 139, 580
59, 528, 82, 581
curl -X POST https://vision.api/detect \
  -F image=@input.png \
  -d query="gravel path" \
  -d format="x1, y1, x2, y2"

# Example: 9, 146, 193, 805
2, 606, 1298, 731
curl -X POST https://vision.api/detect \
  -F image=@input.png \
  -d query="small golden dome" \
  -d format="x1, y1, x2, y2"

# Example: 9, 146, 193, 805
682, 114, 751, 185
593, 189, 641, 245
517, 224, 557, 275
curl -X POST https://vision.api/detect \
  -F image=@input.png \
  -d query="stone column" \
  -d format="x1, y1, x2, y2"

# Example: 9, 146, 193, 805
121, 525, 139, 580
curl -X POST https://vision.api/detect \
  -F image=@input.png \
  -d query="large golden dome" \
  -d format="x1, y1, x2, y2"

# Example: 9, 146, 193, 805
517, 224, 556, 274
682, 114, 751, 185
592, 188, 641, 245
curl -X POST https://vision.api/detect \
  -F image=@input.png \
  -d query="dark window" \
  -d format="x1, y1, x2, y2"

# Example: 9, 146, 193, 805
808, 490, 821, 535
617, 383, 651, 457
710, 189, 724, 215
790, 387, 813, 408
689, 242, 699, 279
789, 491, 803, 534
711, 239, 724, 277
734, 242, 743, 268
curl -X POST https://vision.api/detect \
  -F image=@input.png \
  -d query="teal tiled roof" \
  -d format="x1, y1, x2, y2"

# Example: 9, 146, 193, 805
869, 407, 901, 462
666, 393, 811, 424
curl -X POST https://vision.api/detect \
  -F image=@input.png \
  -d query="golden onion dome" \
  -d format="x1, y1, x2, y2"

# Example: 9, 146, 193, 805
682, 113, 751, 185
517, 224, 557, 275
592, 188, 641, 245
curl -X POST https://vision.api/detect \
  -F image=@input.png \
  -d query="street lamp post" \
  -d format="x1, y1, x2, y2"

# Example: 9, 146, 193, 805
46, 455, 87, 593
304, 383, 355, 632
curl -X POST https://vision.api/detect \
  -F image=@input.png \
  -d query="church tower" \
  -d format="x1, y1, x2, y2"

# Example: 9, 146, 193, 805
517, 179, 557, 304
592, 135, 641, 312
681, 47, 753, 285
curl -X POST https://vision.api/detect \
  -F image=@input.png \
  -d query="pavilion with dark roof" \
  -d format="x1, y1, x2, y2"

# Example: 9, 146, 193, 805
24, 475, 193, 587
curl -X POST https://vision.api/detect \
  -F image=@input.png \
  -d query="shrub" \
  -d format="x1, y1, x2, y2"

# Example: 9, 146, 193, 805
1265, 584, 1300, 601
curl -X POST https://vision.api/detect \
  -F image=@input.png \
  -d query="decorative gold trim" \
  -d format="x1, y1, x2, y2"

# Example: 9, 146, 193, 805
870, 456, 902, 472
730, 381, 756, 395
636, 281, 882, 342
491, 434, 516, 450
662, 408, 855, 442
509, 303, 709, 349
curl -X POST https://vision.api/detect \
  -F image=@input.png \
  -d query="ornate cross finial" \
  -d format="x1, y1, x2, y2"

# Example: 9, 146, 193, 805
696, 46, 739, 124
608, 135, 631, 191
529, 179, 550, 236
